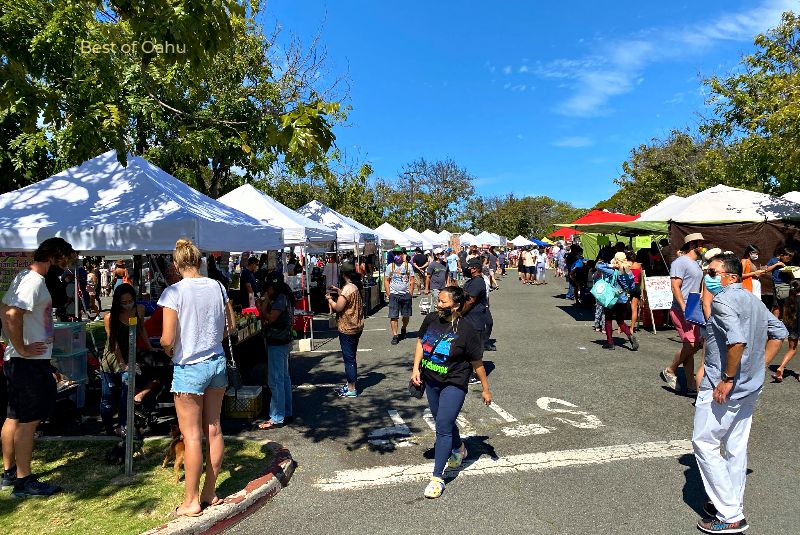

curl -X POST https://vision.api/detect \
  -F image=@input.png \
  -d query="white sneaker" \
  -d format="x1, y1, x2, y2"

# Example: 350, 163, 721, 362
660, 369, 678, 391
424, 476, 445, 499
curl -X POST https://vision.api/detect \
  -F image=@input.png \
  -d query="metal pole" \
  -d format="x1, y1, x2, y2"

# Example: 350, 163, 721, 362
304, 243, 314, 350
124, 315, 137, 476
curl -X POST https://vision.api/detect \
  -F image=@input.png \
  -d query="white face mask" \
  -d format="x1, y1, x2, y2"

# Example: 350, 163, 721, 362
750, 253, 759, 261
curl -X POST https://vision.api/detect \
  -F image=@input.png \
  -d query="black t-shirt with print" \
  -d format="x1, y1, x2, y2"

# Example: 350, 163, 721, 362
418, 312, 483, 388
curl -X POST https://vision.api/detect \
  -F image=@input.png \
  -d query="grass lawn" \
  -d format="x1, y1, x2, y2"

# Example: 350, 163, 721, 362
0, 438, 272, 535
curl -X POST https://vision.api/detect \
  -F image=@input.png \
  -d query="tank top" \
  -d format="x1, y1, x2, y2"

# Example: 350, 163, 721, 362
741, 258, 754, 292
630, 267, 642, 285
101, 316, 139, 373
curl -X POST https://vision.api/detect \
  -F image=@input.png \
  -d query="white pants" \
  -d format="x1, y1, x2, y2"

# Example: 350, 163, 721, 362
692, 389, 759, 523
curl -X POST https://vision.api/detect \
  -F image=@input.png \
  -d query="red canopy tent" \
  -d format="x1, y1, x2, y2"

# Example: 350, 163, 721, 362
550, 210, 639, 239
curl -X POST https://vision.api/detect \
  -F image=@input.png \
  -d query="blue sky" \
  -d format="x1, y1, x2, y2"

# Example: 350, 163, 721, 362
263, 0, 796, 209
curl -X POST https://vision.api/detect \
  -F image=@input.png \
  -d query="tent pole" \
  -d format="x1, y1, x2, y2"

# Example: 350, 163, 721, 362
305, 241, 314, 350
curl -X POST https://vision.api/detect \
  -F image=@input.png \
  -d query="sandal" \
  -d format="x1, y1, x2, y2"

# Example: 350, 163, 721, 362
200, 497, 224, 508
423, 476, 445, 499
446, 445, 468, 470
258, 420, 284, 430
772, 370, 783, 383
168, 506, 203, 518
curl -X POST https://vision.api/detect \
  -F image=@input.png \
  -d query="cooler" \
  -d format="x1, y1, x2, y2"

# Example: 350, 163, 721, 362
51, 349, 88, 384
224, 386, 263, 419
53, 322, 86, 356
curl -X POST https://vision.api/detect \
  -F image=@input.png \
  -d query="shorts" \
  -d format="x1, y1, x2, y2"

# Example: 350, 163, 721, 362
388, 293, 412, 319
629, 285, 642, 299
4, 358, 56, 423
171, 354, 228, 395
526, 266, 536, 275
414, 271, 425, 288
670, 309, 701, 344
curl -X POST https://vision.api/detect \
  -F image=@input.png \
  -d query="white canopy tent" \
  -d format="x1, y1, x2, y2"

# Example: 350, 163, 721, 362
637, 195, 684, 220
217, 184, 336, 248
489, 232, 507, 245
437, 230, 452, 242
474, 231, 504, 247
421, 229, 447, 246
511, 235, 534, 247
460, 232, 479, 246
782, 191, 800, 204
0, 150, 283, 253
375, 223, 421, 248
297, 200, 377, 249
403, 228, 434, 251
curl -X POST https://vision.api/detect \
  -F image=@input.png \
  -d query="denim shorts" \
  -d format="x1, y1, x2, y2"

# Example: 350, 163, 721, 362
171, 354, 228, 395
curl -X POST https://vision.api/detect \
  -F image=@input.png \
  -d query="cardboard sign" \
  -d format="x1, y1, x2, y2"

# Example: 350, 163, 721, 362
644, 275, 672, 310
449, 234, 462, 252
0, 252, 33, 298
634, 236, 651, 250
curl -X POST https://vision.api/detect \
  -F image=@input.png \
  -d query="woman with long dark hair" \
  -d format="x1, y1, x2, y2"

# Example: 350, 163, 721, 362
772, 279, 800, 382
327, 269, 364, 397
410, 286, 492, 499
257, 275, 296, 429
100, 283, 156, 436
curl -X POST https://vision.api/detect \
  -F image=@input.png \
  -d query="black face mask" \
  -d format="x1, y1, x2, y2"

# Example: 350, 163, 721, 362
436, 306, 454, 320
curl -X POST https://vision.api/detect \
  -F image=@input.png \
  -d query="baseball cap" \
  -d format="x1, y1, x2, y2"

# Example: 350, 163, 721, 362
466, 257, 483, 269
392, 245, 404, 253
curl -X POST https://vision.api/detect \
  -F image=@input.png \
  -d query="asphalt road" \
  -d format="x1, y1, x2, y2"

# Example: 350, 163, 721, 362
229, 272, 800, 535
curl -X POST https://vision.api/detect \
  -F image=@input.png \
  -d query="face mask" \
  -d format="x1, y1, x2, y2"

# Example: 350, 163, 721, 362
121, 302, 135, 311
394, 256, 403, 265
750, 253, 759, 261
435, 306, 453, 320
704, 274, 724, 296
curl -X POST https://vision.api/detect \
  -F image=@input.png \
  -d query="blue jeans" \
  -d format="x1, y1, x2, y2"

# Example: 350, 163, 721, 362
566, 280, 575, 299
100, 371, 127, 431
339, 331, 362, 385
425, 381, 467, 478
267, 343, 293, 423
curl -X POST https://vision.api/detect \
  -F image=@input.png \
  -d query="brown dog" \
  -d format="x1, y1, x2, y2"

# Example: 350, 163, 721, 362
161, 424, 185, 483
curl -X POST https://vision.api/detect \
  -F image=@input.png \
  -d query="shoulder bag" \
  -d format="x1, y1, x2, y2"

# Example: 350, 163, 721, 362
591, 270, 622, 308
684, 292, 705, 326
217, 282, 242, 391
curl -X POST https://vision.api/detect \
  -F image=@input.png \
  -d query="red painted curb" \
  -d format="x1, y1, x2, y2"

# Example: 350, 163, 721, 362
142, 443, 295, 535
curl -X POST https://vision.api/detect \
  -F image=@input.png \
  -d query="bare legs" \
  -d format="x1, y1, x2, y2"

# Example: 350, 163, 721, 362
1, 418, 39, 478
667, 342, 702, 391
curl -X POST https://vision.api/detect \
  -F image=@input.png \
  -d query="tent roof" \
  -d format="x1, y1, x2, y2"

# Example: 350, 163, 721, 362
421, 229, 447, 245
437, 230, 452, 240
0, 150, 283, 253
375, 222, 421, 248
403, 228, 434, 250
217, 184, 336, 245
511, 235, 533, 246
638, 195, 684, 220
297, 200, 376, 245
460, 232, 479, 246
572, 209, 639, 225
782, 191, 800, 204
550, 227, 580, 238
475, 231, 504, 246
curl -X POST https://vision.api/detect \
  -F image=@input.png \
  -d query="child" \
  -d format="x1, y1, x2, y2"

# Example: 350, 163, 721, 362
772, 279, 800, 382
588, 261, 604, 332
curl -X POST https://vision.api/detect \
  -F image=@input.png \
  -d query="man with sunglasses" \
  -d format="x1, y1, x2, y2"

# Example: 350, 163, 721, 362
692, 253, 787, 534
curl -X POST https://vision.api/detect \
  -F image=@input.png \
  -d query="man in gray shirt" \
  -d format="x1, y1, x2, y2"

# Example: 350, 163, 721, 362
692, 253, 786, 534
425, 248, 449, 304
661, 233, 705, 393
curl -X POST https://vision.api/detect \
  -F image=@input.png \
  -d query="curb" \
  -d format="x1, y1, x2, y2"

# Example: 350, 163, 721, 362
141, 442, 295, 535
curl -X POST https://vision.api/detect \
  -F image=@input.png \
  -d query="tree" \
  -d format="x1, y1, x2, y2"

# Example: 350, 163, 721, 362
465, 194, 585, 239
702, 11, 800, 194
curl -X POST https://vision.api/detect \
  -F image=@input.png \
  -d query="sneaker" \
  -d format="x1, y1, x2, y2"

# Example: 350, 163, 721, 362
660, 368, 678, 391
602, 342, 616, 350
333, 384, 349, 395
337, 388, 357, 398
446, 445, 468, 469
696, 517, 749, 533
391, 335, 400, 345
11, 475, 62, 498
1, 466, 16, 490
400, 328, 407, 340
468, 375, 481, 385
703, 500, 718, 518
423, 476, 445, 499
629, 334, 639, 351
483, 344, 497, 352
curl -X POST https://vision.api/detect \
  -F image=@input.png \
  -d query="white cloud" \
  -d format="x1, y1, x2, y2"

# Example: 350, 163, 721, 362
519, 65, 529, 73
553, 136, 594, 148
503, 65, 512, 75
535, 0, 793, 117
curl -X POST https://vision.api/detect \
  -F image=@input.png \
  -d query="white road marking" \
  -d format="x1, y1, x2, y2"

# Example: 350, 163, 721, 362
422, 409, 437, 431
368, 410, 411, 444
314, 440, 694, 491
293, 383, 340, 390
307, 348, 373, 353
501, 423, 555, 437
388, 410, 407, 428
487, 402, 518, 423
455, 415, 476, 437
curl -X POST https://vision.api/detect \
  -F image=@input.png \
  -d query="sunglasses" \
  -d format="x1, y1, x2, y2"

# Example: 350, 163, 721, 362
706, 268, 733, 278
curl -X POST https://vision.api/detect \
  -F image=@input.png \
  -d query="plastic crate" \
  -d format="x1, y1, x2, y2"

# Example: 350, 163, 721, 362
51, 349, 88, 383
53, 322, 86, 356
223, 386, 262, 419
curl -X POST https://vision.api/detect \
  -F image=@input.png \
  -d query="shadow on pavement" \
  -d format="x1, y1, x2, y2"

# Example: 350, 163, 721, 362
679, 453, 706, 517
555, 305, 594, 322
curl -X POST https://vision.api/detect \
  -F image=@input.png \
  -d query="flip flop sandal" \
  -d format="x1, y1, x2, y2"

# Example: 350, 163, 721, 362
201, 497, 224, 509
772, 371, 784, 383
168, 507, 203, 518
258, 420, 284, 430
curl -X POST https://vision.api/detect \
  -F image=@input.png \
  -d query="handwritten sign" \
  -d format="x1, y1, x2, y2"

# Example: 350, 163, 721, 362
0, 253, 32, 298
634, 236, 651, 250
644, 275, 672, 310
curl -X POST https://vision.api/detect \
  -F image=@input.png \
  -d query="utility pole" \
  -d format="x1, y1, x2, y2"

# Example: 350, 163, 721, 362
403, 171, 418, 228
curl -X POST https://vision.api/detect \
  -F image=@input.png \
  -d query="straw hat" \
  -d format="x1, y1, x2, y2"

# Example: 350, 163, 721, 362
683, 232, 705, 245
610, 251, 631, 269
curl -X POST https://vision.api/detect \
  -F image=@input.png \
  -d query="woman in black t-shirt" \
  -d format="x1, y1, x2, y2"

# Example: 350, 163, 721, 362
410, 286, 492, 499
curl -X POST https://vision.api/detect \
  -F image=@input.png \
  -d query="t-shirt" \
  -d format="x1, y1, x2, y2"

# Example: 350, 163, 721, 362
446, 253, 459, 273
418, 313, 483, 388
458, 251, 468, 274
240, 268, 258, 294
264, 293, 293, 346
2, 269, 54, 361
488, 253, 498, 270
462, 276, 488, 331
337, 283, 364, 335
385, 262, 412, 295
157, 277, 227, 365
669, 255, 703, 310
536, 251, 547, 267
412, 253, 427, 272
767, 257, 792, 285
498, 252, 507, 265
426, 261, 449, 291
523, 251, 535, 267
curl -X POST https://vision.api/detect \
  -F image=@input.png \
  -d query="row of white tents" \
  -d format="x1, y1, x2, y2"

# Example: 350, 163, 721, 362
0, 151, 509, 254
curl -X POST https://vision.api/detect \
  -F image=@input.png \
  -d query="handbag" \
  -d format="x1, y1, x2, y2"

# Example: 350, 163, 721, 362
407, 380, 424, 399
591, 271, 622, 308
684, 292, 705, 326
217, 282, 242, 391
